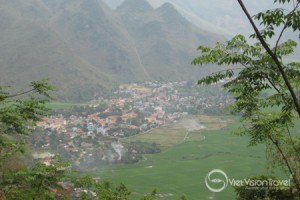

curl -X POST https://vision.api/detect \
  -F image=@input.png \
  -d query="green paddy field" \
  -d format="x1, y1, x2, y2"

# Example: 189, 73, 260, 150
84, 115, 288, 200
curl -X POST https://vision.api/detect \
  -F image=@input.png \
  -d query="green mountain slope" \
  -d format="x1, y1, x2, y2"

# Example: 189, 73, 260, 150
117, 0, 222, 80
0, 0, 113, 101
0, 0, 223, 101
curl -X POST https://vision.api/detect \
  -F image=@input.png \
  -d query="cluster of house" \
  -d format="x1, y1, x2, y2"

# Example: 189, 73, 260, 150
32, 81, 233, 168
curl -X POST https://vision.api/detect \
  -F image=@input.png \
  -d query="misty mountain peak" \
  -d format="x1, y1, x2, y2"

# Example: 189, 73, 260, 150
117, 0, 153, 13
157, 2, 186, 24
157, 2, 178, 15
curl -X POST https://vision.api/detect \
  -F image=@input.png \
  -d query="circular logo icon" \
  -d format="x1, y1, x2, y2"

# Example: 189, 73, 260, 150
205, 169, 228, 192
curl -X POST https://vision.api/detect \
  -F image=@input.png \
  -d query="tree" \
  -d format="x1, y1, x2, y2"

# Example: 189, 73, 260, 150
0, 80, 70, 199
1, 157, 69, 200
235, 176, 294, 200
73, 178, 159, 200
0, 80, 55, 159
193, 0, 300, 195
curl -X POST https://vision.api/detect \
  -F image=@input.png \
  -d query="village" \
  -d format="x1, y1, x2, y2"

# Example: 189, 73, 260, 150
29, 81, 233, 169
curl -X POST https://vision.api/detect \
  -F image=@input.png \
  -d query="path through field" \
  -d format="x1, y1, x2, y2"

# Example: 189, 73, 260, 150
122, 115, 226, 147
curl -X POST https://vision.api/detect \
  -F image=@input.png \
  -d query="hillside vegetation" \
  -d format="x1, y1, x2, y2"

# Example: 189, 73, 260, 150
0, 0, 222, 101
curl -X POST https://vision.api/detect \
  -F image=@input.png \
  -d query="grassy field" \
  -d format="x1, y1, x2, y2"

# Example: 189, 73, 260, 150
88, 115, 288, 200
46, 101, 88, 109
122, 116, 227, 147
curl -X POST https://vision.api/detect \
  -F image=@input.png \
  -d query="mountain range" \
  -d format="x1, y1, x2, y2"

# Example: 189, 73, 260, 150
105, 0, 300, 49
103, 0, 277, 36
0, 0, 222, 101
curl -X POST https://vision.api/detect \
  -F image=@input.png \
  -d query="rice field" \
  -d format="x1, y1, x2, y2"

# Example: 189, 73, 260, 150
89, 115, 286, 200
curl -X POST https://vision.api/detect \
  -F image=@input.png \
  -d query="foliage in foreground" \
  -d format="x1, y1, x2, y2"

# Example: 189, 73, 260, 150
0, 158, 69, 200
74, 177, 158, 200
193, 0, 300, 198
0, 80, 61, 199
235, 176, 297, 200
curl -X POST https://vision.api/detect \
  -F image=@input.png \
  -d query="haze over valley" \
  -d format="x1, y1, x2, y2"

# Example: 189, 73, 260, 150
1, 0, 300, 199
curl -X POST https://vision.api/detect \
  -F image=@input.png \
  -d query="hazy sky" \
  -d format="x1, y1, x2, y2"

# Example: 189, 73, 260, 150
102, 0, 276, 36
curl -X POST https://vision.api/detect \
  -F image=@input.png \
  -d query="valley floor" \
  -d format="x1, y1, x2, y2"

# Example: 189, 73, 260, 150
87, 115, 275, 200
